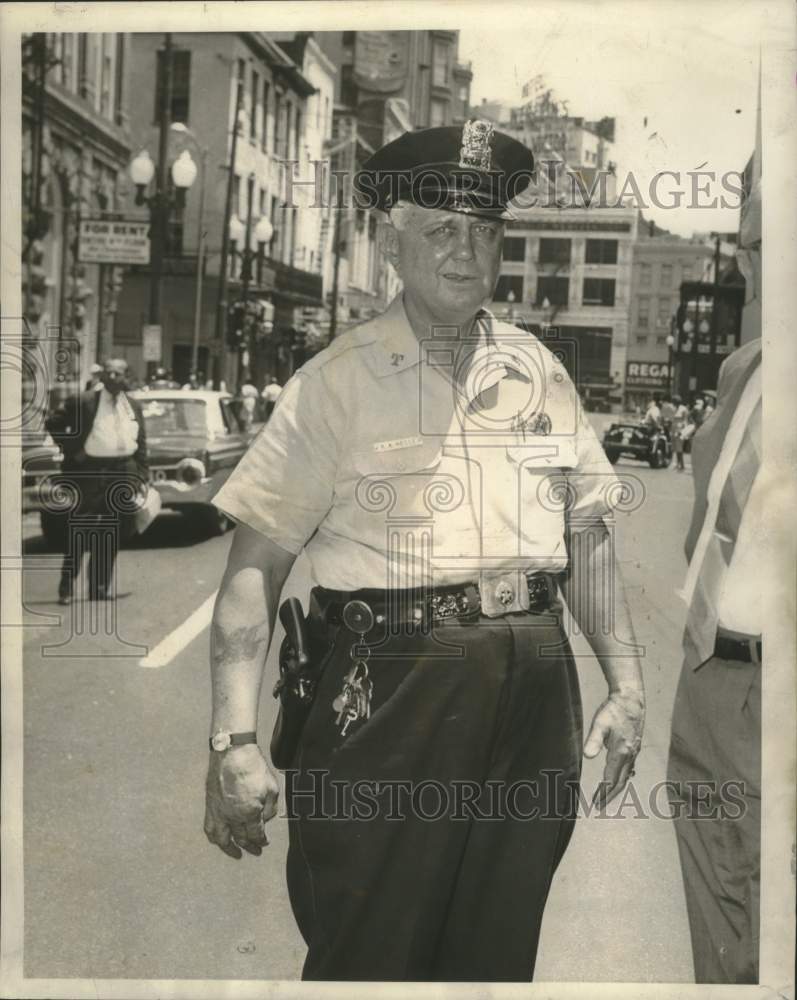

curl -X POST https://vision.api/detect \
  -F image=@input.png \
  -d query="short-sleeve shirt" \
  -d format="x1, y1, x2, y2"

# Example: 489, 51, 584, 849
213, 294, 620, 590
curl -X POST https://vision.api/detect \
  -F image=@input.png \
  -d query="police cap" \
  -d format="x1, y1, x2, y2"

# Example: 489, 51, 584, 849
354, 119, 535, 220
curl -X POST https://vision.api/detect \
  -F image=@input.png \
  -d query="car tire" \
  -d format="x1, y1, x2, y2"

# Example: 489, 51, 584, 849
605, 448, 620, 464
194, 505, 232, 537
40, 510, 67, 550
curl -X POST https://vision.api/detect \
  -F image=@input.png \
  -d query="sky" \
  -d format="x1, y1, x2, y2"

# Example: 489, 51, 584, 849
458, 1, 765, 236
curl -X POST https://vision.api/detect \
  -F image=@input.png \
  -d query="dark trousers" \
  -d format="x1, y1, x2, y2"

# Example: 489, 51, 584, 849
667, 650, 761, 983
285, 593, 583, 982
55, 457, 141, 598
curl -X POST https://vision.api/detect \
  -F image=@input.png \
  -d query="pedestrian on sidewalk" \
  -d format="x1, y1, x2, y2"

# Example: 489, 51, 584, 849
671, 395, 689, 471
668, 339, 762, 983
203, 121, 645, 983
44, 358, 149, 604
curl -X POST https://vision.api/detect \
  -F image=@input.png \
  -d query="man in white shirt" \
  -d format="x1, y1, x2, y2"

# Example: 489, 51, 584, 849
668, 339, 762, 983
45, 359, 149, 603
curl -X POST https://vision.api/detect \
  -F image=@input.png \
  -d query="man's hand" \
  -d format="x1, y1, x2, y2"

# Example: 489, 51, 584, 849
204, 744, 279, 860
583, 688, 645, 808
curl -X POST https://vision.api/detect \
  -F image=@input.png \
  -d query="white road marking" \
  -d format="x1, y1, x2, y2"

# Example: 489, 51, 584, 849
139, 590, 217, 668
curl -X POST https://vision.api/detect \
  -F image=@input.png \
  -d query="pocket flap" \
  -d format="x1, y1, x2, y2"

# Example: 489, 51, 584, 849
506, 440, 578, 470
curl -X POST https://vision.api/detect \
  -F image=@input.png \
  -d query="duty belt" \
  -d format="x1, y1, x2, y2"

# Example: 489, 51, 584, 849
320, 573, 559, 631
714, 627, 762, 665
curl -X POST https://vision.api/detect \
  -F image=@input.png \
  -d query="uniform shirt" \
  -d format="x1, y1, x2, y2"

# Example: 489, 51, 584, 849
213, 294, 620, 591
83, 387, 140, 458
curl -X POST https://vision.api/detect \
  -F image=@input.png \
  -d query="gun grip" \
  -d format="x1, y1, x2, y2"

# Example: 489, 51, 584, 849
279, 597, 310, 670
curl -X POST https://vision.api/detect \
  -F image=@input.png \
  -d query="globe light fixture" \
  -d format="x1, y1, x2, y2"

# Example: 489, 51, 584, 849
130, 149, 156, 187
229, 214, 245, 244
682, 317, 694, 334
171, 150, 197, 190
253, 215, 274, 247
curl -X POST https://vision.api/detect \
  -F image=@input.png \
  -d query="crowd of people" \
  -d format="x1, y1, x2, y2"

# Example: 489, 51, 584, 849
641, 390, 716, 472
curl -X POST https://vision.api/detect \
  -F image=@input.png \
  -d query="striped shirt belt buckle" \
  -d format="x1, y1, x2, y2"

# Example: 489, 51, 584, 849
714, 627, 762, 665
327, 574, 557, 630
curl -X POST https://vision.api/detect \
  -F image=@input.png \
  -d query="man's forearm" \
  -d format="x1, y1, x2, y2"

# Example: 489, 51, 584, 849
561, 520, 644, 697
210, 529, 295, 734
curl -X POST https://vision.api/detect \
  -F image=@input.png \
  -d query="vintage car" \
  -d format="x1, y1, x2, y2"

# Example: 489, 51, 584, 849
29, 390, 253, 545
602, 420, 672, 469
129, 389, 252, 535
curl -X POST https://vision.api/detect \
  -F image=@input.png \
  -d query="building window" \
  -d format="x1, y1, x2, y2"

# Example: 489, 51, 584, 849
232, 174, 241, 219
342, 31, 355, 46
536, 275, 569, 306
494, 275, 524, 302
262, 79, 270, 151
458, 84, 469, 103
584, 238, 618, 264
502, 237, 526, 262
294, 107, 303, 163
637, 296, 650, 329
656, 335, 667, 345
432, 42, 449, 87
637, 335, 648, 345
430, 98, 447, 127
656, 298, 671, 328
639, 262, 652, 288
660, 263, 673, 289
582, 277, 615, 306
100, 34, 113, 119
250, 69, 259, 140
538, 238, 571, 265
78, 34, 88, 99
154, 49, 191, 125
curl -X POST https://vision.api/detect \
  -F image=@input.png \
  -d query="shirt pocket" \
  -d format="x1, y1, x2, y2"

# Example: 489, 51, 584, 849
352, 440, 444, 477
505, 439, 578, 471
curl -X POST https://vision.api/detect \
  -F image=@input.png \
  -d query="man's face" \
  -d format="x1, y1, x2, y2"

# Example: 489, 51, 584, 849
101, 361, 128, 395
392, 206, 504, 325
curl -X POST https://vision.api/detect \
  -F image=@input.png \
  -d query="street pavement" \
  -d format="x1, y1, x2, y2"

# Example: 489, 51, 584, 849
19, 430, 698, 983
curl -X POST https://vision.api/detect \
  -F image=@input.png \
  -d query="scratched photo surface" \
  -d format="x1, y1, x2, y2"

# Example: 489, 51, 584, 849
2, 2, 795, 997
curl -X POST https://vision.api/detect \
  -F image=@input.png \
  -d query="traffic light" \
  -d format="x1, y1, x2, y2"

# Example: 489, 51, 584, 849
24, 239, 48, 322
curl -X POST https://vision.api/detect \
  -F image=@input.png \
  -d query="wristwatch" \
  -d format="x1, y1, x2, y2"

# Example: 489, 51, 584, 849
209, 730, 257, 752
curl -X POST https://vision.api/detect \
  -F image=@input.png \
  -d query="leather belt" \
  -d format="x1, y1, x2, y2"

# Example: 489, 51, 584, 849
714, 628, 762, 664
319, 573, 558, 631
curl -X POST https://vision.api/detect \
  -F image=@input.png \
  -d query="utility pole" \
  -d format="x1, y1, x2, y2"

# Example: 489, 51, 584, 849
240, 172, 255, 380
328, 202, 342, 340
213, 69, 244, 387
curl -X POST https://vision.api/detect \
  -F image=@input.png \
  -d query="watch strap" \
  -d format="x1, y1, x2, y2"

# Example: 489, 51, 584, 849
209, 730, 257, 751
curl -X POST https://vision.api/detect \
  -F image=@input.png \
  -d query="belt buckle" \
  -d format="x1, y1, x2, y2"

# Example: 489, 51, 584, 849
479, 570, 530, 618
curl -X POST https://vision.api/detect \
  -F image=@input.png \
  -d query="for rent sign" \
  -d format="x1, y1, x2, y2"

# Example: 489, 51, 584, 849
78, 219, 150, 265
625, 361, 671, 389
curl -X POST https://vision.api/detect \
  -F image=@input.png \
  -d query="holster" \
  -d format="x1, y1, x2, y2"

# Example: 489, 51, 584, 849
270, 595, 338, 770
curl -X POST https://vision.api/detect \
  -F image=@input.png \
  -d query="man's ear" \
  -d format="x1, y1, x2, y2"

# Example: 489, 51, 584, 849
379, 221, 401, 274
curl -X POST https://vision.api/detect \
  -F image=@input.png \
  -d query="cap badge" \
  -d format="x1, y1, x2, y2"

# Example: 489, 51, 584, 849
459, 119, 494, 172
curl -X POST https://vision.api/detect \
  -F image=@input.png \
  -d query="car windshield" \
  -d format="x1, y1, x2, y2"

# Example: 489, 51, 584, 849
139, 398, 207, 436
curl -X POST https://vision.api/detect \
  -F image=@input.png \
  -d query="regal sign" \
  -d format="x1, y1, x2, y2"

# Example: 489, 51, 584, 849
625, 360, 671, 389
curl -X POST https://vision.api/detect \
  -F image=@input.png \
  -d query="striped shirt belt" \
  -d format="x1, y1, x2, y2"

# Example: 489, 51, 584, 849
318, 574, 559, 631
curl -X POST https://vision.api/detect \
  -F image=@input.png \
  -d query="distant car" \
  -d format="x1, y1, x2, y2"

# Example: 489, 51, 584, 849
129, 389, 253, 535
22, 431, 63, 516
602, 420, 672, 469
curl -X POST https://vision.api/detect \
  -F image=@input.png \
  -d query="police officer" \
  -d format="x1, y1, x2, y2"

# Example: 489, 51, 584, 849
203, 121, 645, 981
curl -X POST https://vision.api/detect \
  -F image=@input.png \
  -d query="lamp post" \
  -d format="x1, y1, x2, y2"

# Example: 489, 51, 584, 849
665, 332, 675, 395
130, 142, 197, 373
227, 183, 274, 384
170, 123, 208, 379
506, 288, 516, 325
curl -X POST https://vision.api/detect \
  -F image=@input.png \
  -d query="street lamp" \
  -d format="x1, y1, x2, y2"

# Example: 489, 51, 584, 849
128, 131, 197, 372
506, 288, 516, 325
227, 174, 274, 382
170, 123, 208, 378
665, 332, 675, 395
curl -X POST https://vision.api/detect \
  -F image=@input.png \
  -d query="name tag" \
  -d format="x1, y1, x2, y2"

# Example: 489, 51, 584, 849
372, 436, 425, 453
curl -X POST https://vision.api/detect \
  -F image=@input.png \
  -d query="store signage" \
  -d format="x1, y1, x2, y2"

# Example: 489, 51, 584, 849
141, 324, 162, 362
78, 219, 150, 265
625, 360, 671, 389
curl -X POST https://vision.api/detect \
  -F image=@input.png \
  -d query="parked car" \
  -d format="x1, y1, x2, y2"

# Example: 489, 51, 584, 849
129, 389, 253, 535
22, 430, 63, 516
602, 420, 672, 468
